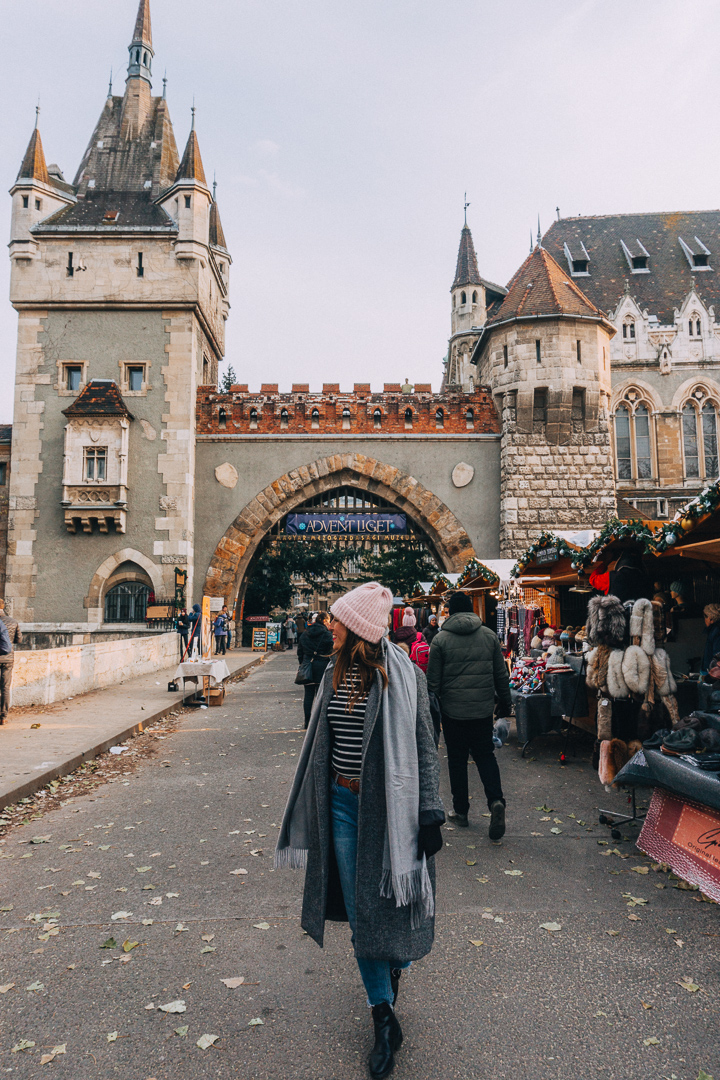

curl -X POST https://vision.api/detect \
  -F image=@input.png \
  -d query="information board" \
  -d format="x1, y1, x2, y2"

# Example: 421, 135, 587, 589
252, 628, 268, 652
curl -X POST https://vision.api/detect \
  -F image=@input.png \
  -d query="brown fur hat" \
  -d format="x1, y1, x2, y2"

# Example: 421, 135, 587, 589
586, 595, 627, 648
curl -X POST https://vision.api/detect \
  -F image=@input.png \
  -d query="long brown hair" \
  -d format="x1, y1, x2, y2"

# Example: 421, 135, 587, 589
332, 626, 388, 710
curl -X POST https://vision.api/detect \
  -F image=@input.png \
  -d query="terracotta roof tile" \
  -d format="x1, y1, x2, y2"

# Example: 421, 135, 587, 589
17, 127, 49, 185
488, 245, 606, 325
62, 381, 134, 418
176, 128, 207, 186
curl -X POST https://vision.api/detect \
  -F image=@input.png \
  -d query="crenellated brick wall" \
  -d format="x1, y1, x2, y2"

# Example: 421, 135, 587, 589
196, 383, 500, 436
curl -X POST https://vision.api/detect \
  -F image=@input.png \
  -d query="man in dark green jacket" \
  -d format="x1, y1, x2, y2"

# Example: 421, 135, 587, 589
427, 591, 512, 839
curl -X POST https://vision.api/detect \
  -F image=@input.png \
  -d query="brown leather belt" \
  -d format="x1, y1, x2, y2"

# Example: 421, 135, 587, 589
333, 770, 360, 794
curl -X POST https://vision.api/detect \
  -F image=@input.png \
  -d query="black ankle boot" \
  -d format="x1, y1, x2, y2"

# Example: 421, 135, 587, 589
390, 968, 402, 1005
368, 1001, 403, 1079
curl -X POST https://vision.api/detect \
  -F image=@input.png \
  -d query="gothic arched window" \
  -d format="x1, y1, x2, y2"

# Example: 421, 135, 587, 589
342, 406, 351, 430
614, 394, 653, 480
460, 291, 466, 305
104, 581, 150, 624
622, 318, 636, 340
373, 409, 382, 430
689, 315, 702, 337
280, 408, 289, 430
472, 290, 478, 303
311, 408, 320, 430
682, 397, 719, 479
218, 407, 227, 430
249, 407, 258, 430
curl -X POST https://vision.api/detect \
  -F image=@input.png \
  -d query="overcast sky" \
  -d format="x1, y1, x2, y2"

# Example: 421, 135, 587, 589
1, 0, 719, 420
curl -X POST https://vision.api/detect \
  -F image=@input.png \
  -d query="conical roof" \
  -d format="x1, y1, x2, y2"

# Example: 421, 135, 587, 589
132, 0, 153, 48
488, 244, 606, 325
17, 126, 49, 185
176, 127, 207, 186
209, 201, 227, 249
452, 225, 482, 289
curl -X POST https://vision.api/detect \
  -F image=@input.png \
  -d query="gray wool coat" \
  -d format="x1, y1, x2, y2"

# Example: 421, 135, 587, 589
300, 657, 445, 962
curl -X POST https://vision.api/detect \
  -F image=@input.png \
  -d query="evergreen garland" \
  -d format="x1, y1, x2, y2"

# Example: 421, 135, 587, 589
457, 558, 500, 588
651, 478, 720, 552
511, 532, 580, 577
572, 518, 655, 569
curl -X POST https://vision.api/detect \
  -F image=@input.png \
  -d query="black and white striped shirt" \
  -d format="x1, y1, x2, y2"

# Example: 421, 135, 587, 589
328, 671, 369, 778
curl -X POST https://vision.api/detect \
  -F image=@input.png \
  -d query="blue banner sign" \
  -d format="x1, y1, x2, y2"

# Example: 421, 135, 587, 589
285, 513, 407, 536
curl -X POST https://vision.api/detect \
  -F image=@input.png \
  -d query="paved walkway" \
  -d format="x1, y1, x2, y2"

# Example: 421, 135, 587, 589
0, 651, 717, 1079
0, 648, 264, 809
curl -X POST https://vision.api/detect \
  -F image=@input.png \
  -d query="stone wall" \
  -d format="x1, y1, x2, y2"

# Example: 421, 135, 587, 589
11, 630, 179, 707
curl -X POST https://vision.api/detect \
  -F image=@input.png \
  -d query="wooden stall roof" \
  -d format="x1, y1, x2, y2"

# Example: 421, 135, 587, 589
651, 479, 720, 563
457, 558, 500, 592
511, 532, 584, 584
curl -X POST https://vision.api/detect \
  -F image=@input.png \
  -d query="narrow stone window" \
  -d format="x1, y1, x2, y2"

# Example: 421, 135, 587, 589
311, 408, 320, 430
184, 195, 191, 209
535, 339, 542, 363
65, 365, 82, 392
623, 319, 635, 340
249, 408, 259, 430
435, 408, 444, 429
465, 408, 474, 430
506, 392, 517, 423
342, 406, 351, 430
634, 404, 652, 478
218, 407, 227, 430
35, 198, 42, 211
67, 252, 74, 278
472, 290, 478, 303
84, 446, 107, 482
461, 291, 467, 305
571, 388, 585, 430
503, 344, 508, 368
702, 402, 718, 477
137, 252, 144, 278
533, 388, 547, 425
127, 366, 144, 392
404, 408, 413, 429
683, 404, 699, 478
0, 462, 7, 485
576, 340, 582, 363
280, 408, 289, 430
22, 195, 29, 208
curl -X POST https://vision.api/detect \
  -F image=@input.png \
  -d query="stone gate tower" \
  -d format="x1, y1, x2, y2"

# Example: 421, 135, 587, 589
6, 0, 231, 623
473, 242, 617, 556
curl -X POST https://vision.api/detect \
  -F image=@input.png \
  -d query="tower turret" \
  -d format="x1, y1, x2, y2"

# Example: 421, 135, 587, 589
159, 110, 213, 262
445, 215, 506, 390
9, 111, 74, 261
127, 0, 154, 85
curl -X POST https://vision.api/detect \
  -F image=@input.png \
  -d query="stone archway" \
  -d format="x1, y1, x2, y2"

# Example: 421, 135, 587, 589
203, 453, 476, 603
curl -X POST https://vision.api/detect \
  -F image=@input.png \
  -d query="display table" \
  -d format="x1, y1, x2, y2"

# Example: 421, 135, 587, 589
614, 749, 720, 901
173, 659, 230, 702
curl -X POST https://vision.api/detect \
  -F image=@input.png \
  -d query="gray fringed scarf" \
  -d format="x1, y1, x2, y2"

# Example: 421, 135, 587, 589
274, 639, 433, 929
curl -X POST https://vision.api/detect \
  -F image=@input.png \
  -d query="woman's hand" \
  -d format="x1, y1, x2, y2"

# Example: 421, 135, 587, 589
417, 822, 443, 860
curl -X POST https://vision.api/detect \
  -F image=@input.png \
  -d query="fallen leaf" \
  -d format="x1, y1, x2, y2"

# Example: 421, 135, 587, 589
469, 939, 484, 947
628, 914, 641, 922
553, 818, 563, 824
197, 1033, 219, 1049
677, 977, 700, 992
159, 1000, 186, 1014
221, 977, 245, 988
248, 1018, 264, 1027
539, 922, 562, 932
174, 1025, 189, 1037
111, 911, 133, 921
201, 946, 216, 953
550, 828, 562, 835
175, 923, 189, 933
530, 832, 543, 836
135, 866, 152, 874
99, 845, 111, 851
182, 982, 192, 990
535, 805, 554, 812
504, 870, 523, 876
632, 866, 649, 875
605, 930, 620, 936
466, 860, 477, 866
166, 892, 179, 899
26, 981, 45, 991
675, 939, 685, 948
11, 1039, 35, 1053
201, 934, 215, 942
0, 983, 15, 993
643, 1036, 660, 1046
144, 1003, 155, 1010
641, 1002, 652, 1009
230, 869, 248, 876
107, 1031, 118, 1042
122, 939, 139, 952
253, 922, 270, 930
665, 928, 678, 934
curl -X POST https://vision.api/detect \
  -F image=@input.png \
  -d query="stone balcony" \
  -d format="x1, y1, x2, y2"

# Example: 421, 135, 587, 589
61, 484, 128, 534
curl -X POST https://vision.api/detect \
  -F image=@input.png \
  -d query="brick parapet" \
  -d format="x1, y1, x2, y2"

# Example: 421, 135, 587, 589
196, 386, 500, 436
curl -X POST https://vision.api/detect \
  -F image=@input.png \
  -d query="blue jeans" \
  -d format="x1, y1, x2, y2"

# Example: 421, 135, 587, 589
331, 781, 410, 1007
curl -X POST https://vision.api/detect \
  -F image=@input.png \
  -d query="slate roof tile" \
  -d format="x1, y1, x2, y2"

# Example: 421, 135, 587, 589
62, 381, 134, 418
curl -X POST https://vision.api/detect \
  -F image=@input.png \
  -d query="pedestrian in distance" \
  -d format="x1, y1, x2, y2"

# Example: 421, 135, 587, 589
0, 599, 19, 724
176, 609, 191, 656
276, 581, 444, 1079
422, 614, 439, 645
296, 612, 334, 728
214, 611, 228, 655
391, 607, 422, 651
187, 603, 202, 656
426, 590, 512, 840
280, 615, 288, 651
285, 614, 297, 651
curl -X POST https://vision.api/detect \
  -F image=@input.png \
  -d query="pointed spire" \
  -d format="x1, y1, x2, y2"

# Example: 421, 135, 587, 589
162, 72, 167, 99
463, 191, 470, 227
108, 68, 113, 97
537, 215, 542, 249
17, 114, 50, 185
452, 222, 482, 289
213, 172, 217, 202
127, 0, 154, 84
209, 200, 227, 249
133, 0, 153, 49
176, 115, 208, 186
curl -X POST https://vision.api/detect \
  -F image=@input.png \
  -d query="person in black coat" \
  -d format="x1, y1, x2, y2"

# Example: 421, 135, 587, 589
297, 613, 334, 727
608, 550, 653, 604
423, 615, 439, 645
176, 610, 191, 657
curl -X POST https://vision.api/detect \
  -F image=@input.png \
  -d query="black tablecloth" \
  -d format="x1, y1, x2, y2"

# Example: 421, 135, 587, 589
614, 749, 720, 812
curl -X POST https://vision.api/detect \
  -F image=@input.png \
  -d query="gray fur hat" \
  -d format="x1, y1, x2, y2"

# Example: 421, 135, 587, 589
586, 594, 627, 648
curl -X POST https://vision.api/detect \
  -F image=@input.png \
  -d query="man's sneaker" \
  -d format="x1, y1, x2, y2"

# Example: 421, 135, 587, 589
448, 811, 469, 828
488, 800, 506, 841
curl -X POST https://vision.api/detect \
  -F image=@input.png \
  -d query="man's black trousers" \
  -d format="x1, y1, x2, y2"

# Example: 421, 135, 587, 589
441, 714, 504, 813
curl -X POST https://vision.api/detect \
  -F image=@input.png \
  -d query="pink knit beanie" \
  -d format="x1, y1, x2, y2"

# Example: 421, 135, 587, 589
330, 581, 393, 644
401, 607, 416, 627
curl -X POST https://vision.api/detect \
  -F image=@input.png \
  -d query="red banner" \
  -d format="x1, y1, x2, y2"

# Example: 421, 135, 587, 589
637, 789, 720, 902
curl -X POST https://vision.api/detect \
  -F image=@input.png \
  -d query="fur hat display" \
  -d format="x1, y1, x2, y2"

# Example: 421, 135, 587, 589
629, 598, 656, 656
650, 648, 677, 697
596, 695, 613, 741
586, 595, 627, 648
621, 644, 651, 695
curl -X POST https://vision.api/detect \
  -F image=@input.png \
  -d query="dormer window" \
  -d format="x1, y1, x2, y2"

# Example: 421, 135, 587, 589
632, 256, 648, 271
572, 259, 588, 274
621, 239, 650, 273
679, 236, 712, 270
564, 241, 590, 276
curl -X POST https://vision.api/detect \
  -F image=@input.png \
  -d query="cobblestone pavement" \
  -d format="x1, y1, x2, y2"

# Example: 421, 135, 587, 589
0, 651, 717, 1079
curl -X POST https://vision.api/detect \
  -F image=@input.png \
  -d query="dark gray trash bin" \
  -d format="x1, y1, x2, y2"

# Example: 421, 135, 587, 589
514, 694, 552, 753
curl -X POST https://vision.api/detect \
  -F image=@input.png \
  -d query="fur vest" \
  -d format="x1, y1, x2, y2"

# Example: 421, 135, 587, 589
621, 644, 651, 695
607, 649, 630, 699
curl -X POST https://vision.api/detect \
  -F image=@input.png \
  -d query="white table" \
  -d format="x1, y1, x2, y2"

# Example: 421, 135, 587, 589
173, 659, 230, 702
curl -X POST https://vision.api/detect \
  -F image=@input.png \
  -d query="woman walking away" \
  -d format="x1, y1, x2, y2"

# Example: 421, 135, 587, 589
391, 607, 421, 651
296, 613, 334, 728
276, 582, 444, 1078
285, 614, 297, 651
